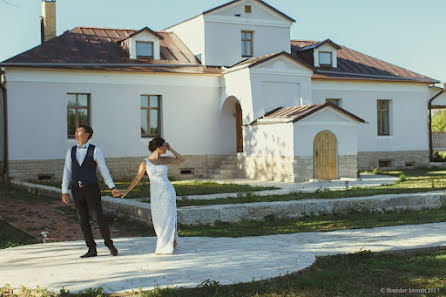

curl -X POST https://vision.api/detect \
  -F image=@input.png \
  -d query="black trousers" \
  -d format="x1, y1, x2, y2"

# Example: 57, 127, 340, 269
71, 183, 113, 249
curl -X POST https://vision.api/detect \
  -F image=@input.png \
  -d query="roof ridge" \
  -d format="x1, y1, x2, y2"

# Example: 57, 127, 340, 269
75, 26, 138, 32
290, 39, 319, 43
74, 26, 172, 34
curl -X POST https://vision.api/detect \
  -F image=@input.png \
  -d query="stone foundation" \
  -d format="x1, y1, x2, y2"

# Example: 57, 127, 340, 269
293, 156, 313, 182
293, 155, 358, 182
10, 153, 360, 182
8, 155, 230, 181
339, 155, 358, 178
238, 154, 358, 182
237, 155, 296, 182
358, 151, 429, 171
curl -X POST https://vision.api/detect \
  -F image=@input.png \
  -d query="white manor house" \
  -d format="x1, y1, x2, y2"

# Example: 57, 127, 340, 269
1, 0, 445, 182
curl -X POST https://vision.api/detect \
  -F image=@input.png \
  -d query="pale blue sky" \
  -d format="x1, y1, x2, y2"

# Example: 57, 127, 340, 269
1, 0, 445, 83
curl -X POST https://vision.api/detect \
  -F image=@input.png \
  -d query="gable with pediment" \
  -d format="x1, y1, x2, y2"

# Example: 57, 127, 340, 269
206, 0, 293, 25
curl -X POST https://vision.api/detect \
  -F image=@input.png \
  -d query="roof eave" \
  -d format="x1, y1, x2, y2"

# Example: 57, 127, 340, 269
118, 27, 164, 43
291, 103, 365, 123
247, 51, 314, 71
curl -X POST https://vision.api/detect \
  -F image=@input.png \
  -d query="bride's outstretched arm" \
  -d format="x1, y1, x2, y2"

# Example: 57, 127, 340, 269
121, 161, 146, 198
165, 143, 185, 164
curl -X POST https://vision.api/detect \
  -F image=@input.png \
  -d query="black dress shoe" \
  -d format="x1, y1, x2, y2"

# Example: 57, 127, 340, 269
80, 248, 97, 258
107, 244, 118, 256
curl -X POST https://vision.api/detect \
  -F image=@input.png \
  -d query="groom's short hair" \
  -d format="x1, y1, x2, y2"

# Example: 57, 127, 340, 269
79, 125, 93, 140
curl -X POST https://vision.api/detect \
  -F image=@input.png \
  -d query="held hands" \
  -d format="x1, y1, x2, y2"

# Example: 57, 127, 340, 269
120, 191, 129, 199
111, 188, 121, 198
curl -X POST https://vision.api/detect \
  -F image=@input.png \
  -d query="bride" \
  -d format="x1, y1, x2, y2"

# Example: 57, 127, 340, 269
121, 137, 184, 254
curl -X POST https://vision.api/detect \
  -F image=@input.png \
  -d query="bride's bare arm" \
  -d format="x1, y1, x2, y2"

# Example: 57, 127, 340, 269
121, 161, 146, 198
164, 143, 185, 164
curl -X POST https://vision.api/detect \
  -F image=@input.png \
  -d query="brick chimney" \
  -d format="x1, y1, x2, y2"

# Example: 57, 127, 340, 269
41, 0, 56, 43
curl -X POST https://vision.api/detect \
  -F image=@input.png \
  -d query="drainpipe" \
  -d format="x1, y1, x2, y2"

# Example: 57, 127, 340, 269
0, 70, 8, 183
428, 83, 446, 162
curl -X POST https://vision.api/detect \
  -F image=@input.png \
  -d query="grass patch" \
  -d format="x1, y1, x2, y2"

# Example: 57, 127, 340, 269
29, 179, 277, 198
1, 250, 445, 296
178, 206, 446, 237
165, 167, 446, 207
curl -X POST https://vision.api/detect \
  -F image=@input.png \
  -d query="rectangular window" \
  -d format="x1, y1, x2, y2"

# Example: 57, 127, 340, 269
140, 95, 161, 137
245, 5, 252, 13
136, 41, 154, 59
319, 51, 332, 66
377, 99, 390, 136
378, 160, 392, 168
67, 93, 90, 138
241, 31, 253, 57
325, 98, 341, 107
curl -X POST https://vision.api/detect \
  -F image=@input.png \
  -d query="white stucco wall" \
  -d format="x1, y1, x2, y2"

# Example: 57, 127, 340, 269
243, 122, 294, 156
222, 56, 313, 125
293, 108, 359, 157
166, 16, 205, 63
312, 80, 432, 152
204, 21, 291, 66
249, 56, 313, 119
221, 68, 254, 124
6, 68, 227, 161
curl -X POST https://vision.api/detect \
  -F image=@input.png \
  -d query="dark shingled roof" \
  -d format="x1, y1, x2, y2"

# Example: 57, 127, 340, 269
291, 40, 438, 83
255, 103, 365, 124
0, 27, 221, 75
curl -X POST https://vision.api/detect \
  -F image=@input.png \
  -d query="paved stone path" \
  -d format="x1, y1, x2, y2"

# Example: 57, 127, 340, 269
1, 222, 445, 293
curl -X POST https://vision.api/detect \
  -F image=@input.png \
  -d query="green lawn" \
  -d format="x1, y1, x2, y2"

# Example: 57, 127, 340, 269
165, 167, 446, 207
178, 206, 446, 237
30, 179, 277, 198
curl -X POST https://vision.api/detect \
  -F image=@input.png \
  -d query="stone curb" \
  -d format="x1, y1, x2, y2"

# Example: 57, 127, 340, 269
12, 181, 446, 226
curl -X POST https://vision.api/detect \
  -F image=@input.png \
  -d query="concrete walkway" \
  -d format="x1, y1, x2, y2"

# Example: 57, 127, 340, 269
1, 222, 445, 294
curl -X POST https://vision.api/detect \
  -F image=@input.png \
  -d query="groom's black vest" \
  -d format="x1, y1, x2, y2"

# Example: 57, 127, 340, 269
71, 144, 98, 185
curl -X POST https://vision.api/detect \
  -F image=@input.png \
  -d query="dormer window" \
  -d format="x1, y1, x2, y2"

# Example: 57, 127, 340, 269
319, 52, 332, 67
245, 5, 252, 13
136, 41, 154, 59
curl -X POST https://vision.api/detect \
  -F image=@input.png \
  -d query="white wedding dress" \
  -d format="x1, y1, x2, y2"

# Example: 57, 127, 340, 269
145, 159, 178, 254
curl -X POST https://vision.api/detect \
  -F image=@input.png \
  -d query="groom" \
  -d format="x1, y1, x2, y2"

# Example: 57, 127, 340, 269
61, 125, 120, 258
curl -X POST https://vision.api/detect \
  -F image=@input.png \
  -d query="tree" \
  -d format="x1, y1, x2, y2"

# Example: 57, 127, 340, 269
432, 110, 446, 132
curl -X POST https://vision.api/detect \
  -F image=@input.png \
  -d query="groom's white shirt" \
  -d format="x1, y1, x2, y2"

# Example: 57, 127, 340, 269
61, 141, 115, 194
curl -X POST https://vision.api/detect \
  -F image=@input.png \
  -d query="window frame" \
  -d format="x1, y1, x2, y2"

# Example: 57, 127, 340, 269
319, 51, 332, 67
140, 95, 162, 138
245, 5, 252, 13
136, 41, 154, 59
241, 30, 254, 57
67, 93, 90, 139
377, 99, 391, 136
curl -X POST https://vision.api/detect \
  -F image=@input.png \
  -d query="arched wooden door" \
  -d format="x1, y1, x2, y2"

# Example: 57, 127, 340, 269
235, 102, 243, 152
313, 130, 337, 180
